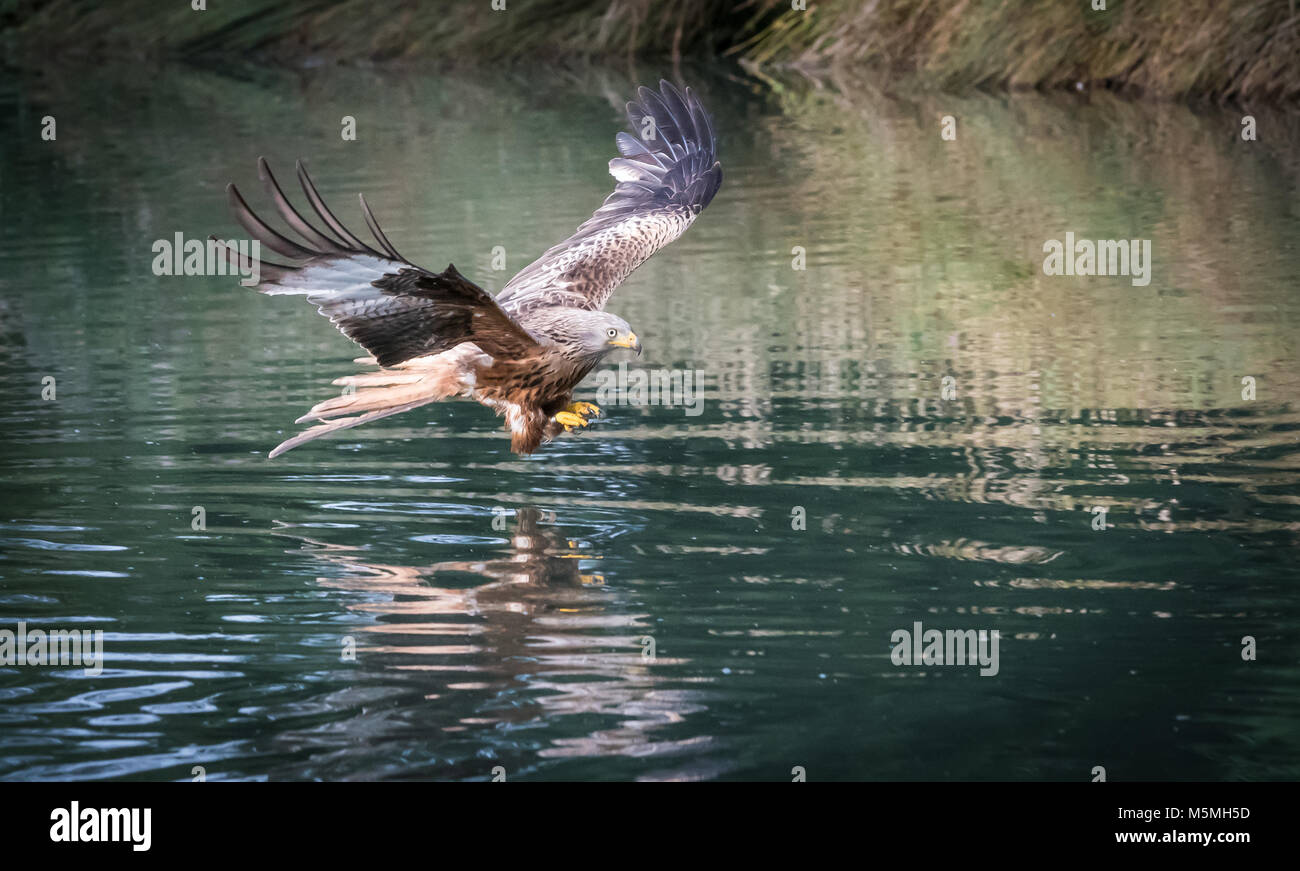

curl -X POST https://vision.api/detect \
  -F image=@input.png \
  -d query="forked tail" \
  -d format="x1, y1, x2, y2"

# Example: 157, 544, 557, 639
268, 362, 459, 459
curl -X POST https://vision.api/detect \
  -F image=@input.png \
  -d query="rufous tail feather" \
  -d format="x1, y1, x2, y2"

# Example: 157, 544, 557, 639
269, 369, 459, 458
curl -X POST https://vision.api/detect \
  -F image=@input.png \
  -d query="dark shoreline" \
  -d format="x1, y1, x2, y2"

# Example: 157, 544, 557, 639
3, 0, 1299, 105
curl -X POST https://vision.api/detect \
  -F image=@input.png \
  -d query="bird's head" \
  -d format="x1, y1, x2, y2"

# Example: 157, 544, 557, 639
568, 310, 641, 359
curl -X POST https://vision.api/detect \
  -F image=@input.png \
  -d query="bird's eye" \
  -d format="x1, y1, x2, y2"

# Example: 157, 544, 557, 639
607, 328, 618, 338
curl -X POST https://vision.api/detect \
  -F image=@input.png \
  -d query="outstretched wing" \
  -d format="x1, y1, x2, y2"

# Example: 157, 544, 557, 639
495, 80, 722, 315
215, 158, 539, 368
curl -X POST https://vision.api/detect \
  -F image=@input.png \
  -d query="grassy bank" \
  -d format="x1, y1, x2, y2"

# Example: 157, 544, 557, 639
2, 0, 1298, 102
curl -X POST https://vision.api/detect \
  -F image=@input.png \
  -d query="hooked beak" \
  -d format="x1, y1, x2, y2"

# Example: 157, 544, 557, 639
610, 331, 642, 356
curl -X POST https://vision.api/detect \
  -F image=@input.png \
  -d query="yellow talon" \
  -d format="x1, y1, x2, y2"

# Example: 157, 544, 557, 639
555, 411, 587, 430
566, 401, 602, 418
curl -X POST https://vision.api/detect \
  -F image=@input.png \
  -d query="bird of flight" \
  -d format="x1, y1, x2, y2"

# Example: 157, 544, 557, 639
216, 80, 721, 458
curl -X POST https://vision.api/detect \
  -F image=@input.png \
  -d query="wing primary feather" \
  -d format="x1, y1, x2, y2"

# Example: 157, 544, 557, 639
295, 160, 384, 257
657, 80, 695, 147
257, 157, 350, 255
208, 235, 292, 282
359, 193, 405, 262
614, 131, 667, 167
225, 183, 316, 260
636, 87, 680, 160
686, 87, 717, 154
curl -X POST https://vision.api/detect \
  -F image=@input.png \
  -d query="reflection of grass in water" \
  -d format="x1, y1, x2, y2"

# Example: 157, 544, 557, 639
752, 71, 1300, 417
5, 0, 1300, 101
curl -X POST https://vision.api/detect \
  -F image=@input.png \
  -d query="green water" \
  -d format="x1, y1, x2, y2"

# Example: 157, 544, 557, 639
1, 61, 1298, 781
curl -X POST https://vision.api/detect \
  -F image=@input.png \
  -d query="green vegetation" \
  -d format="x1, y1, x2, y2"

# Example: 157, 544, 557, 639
2, 0, 1298, 101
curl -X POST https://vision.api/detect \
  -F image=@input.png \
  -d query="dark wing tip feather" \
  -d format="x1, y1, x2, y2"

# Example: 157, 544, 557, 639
226, 182, 317, 260
613, 79, 721, 217
256, 157, 350, 255
359, 193, 405, 261
222, 158, 428, 290
207, 234, 293, 282
293, 160, 382, 257
222, 161, 536, 370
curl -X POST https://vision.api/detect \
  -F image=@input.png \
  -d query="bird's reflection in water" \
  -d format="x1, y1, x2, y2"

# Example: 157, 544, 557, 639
274, 507, 717, 777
